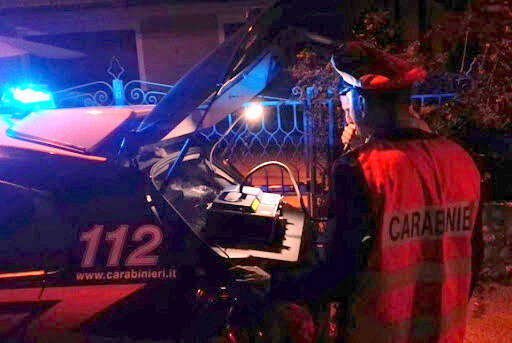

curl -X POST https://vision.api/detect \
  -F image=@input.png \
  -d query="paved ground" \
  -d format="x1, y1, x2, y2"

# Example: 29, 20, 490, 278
465, 284, 512, 343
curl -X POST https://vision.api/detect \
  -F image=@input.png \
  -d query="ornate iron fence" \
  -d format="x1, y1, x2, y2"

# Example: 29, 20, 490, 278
52, 81, 115, 107
200, 100, 305, 159
52, 58, 315, 164
53, 57, 174, 107
51, 57, 470, 213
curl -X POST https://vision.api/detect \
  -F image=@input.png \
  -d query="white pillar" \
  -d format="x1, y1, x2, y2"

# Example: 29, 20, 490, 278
135, 24, 147, 82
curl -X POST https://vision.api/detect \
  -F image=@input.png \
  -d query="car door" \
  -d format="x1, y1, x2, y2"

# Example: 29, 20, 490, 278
27, 166, 196, 343
0, 183, 46, 341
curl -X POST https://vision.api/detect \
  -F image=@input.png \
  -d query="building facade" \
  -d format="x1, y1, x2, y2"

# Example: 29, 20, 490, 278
0, 0, 268, 88
0, 0, 467, 89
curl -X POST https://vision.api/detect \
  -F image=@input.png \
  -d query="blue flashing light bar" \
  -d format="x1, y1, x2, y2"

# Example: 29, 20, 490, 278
1, 84, 55, 117
12, 88, 51, 103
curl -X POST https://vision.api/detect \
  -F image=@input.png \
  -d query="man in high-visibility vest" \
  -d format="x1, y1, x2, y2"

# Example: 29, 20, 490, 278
330, 41, 483, 343
232, 42, 483, 343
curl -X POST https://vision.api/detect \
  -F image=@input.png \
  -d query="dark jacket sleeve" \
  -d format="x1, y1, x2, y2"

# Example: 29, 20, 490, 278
269, 156, 373, 303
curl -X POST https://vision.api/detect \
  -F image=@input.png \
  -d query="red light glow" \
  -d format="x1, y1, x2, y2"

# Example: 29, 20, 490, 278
0, 270, 45, 279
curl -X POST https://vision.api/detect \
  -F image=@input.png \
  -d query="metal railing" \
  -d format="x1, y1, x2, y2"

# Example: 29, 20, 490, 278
51, 57, 469, 212
200, 100, 305, 159
53, 57, 174, 108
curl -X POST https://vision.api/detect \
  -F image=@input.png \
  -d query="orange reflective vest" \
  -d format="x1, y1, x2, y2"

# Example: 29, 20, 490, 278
346, 136, 481, 343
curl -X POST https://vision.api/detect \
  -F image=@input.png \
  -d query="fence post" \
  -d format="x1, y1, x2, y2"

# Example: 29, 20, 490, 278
112, 79, 125, 106
327, 89, 337, 180
108, 56, 126, 106
305, 87, 317, 217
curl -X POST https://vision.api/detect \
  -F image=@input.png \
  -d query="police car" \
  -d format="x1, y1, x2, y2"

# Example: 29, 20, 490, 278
0, 1, 345, 341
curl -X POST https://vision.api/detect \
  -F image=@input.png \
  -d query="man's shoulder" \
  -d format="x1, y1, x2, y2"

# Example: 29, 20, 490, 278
332, 151, 361, 174
430, 137, 478, 162
331, 152, 368, 190
433, 137, 481, 177
436, 137, 473, 153
354, 133, 477, 170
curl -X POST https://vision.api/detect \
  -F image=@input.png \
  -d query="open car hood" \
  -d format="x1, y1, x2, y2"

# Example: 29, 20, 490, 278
134, 0, 347, 147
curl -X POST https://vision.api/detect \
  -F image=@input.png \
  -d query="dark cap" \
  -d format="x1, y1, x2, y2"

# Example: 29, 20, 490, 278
331, 41, 426, 91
